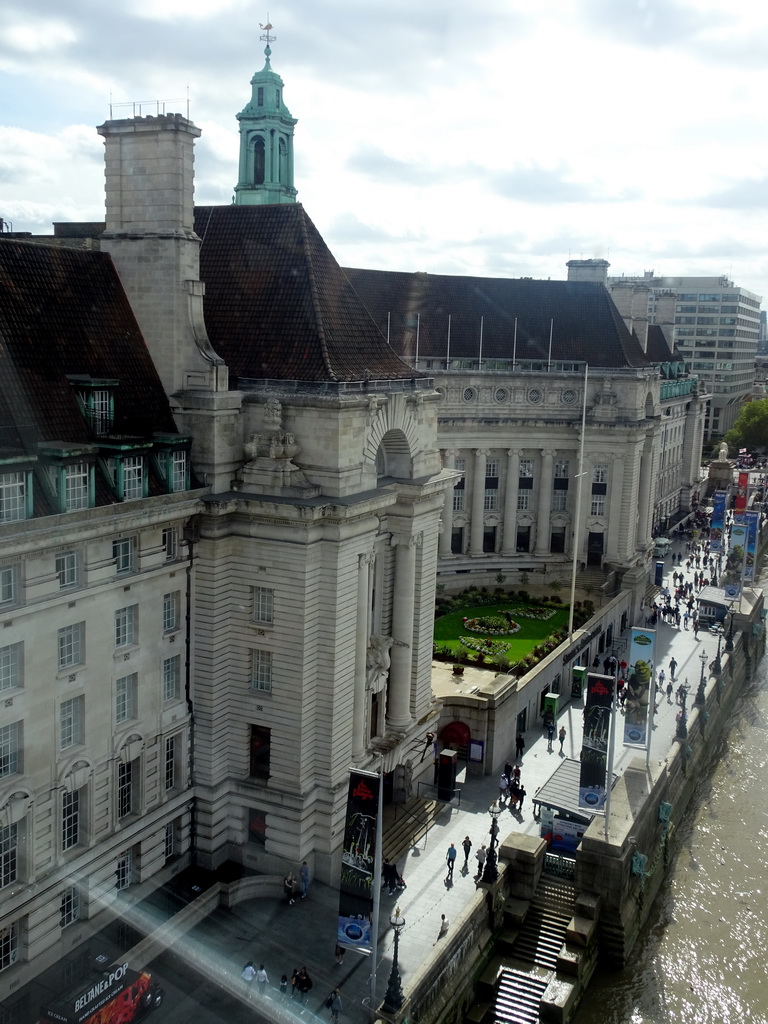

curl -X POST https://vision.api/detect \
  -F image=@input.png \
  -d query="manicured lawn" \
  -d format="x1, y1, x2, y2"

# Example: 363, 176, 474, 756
434, 602, 570, 663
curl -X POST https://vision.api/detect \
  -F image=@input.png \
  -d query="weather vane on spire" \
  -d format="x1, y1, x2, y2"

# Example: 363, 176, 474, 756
260, 16, 275, 45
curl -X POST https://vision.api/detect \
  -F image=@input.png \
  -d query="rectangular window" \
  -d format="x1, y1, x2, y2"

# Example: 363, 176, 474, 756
554, 460, 569, 478
58, 623, 85, 669
163, 527, 178, 561
483, 488, 498, 511
91, 389, 112, 435
0, 643, 22, 691
115, 674, 137, 723
163, 592, 180, 632
0, 565, 19, 607
170, 451, 188, 492
113, 537, 135, 574
163, 655, 181, 702
64, 463, 89, 511
60, 886, 80, 928
592, 464, 608, 484
0, 473, 26, 523
249, 724, 271, 779
452, 490, 464, 512
122, 457, 144, 500
552, 491, 567, 512
591, 495, 606, 516
164, 736, 176, 791
517, 489, 532, 511
0, 722, 20, 778
164, 821, 175, 860
516, 525, 530, 552
115, 606, 137, 648
483, 526, 496, 553
60, 697, 83, 750
62, 791, 80, 851
56, 551, 79, 589
454, 458, 466, 475
0, 920, 19, 970
519, 460, 533, 477
485, 459, 499, 479
251, 649, 273, 692
252, 586, 274, 625
551, 526, 566, 554
116, 850, 132, 890
0, 824, 18, 889
117, 761, 135, 818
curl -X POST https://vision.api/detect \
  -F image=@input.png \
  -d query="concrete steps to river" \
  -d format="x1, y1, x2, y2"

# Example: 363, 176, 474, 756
494, 968, 550, 1024
507, 876, 575, 970
381, 794, 447, 866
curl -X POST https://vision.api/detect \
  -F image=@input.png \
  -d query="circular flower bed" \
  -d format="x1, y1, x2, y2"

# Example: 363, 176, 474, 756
463, 614, 520, 636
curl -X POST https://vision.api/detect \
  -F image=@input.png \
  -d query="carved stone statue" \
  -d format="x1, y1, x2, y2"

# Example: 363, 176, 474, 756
366, 635, 395, 689
718, 441, 728, 463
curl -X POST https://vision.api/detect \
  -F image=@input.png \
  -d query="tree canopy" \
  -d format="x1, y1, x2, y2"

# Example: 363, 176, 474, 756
723, 399, 768, 454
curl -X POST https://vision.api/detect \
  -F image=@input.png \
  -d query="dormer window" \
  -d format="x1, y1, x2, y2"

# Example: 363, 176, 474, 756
107, 455, 146, 501
0, 471, 28, 523
154, 435, 191, 493
39, 446, 96, 514
69, 377, 118, 437
63, 463, 90, 511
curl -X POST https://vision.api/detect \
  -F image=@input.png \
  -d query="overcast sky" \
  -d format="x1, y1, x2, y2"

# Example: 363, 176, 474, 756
2, 0, 767, 298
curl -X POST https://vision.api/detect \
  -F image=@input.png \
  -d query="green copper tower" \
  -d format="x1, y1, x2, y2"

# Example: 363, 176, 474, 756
234, 23, 297, 205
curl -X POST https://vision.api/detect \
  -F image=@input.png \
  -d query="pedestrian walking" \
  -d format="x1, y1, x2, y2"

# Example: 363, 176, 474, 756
518, 785, 526, 810
328, 988, 342, 1024
296, 967, 313, 1005
256, 965, 269, 996
558, 725, 566, 754
666, 679, 673, 702
299, 860, 310, 899
280, 975, 288, 998
462, 835, 472, 868
515, 733, 525, 759
284, 871, 296, 905
334, 942, 346, 966
242, 961, 256, 987
547, 723, 555, 750
446, 842, 457, 877
503, 760, 513, 781
290, 969, 299, 999
433, 914, 449, 945
499, 773, 509, 801
669, 658, 677, 681
475, 844, 487, 877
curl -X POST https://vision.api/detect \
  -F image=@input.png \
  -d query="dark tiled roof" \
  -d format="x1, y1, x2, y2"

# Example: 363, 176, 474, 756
194, 204, 419, 382
0, 238, 178, 452
646, 324, 682, 363
342, 268, 650, 369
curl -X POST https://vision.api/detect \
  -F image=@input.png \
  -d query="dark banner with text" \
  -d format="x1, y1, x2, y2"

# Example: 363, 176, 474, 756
578, 672, 614, 812
337, 769, 379, 953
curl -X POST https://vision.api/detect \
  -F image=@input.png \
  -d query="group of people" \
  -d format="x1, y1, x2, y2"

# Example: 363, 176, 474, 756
498, 759, 527, 811
283, 860, 311, 905
382, 857, 407, 895
242, 960, 343, 1021
445, 836, 490, 880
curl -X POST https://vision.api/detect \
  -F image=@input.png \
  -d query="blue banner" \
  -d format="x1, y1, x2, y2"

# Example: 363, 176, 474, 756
745, 511, 759, 582
723, 522, 747, 600
710, 491, 727, 553
337, 770, 379, 952
578, 672, 613, 811
625, 627, 655, 746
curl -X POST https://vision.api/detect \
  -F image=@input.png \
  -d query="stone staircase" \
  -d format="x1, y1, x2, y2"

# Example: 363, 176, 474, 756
493, 968, 550, 1024
381, 795, 448, 865
505, 876, 575, 970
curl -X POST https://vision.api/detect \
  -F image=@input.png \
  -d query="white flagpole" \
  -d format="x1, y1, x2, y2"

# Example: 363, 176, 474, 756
415, 313, 420, 368
478, 316, 484, 370
369, 759, 384, 1010
569, 364, 589, 640
547, 318, 554, 371
387, 312, 390, 346
512, 317, 518, 370
445, 315, 451, 370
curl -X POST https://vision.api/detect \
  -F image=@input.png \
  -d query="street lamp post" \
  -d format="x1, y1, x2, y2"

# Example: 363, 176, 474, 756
712, 632, 723, 675
695, 651, 708, 705
382, 907, 405, 1014
725, 612, 735, 653
675, 679, 689, 739
481, 801, 502, 884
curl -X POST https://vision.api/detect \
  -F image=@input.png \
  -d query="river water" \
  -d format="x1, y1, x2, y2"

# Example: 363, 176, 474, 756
575, 617, 768, 1022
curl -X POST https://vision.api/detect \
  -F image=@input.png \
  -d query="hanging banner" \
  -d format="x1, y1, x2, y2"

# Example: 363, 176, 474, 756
625, 628, 655, 746
745, 511, 759, 582
723, 521, 747, 601
578, 672, 613, 811
337, 769, 379, 952
710, 491, 727, 553
734, 472, 749, 516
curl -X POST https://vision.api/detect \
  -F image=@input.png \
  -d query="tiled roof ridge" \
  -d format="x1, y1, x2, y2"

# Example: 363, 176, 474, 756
296, 206, 338, 382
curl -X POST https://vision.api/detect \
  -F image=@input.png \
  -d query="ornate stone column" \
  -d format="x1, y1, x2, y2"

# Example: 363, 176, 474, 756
501, 449, 521, 555
606, 456, 624, 561
439, 450, 459, 557
353, 552, 373, 759
576, 453, 592, 563
469, 449, 489, 556
534, 449, 556, 556
387, 534, 420, 730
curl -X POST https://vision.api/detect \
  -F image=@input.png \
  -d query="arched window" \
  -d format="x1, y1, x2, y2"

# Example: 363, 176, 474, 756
253, 137, 265, 185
